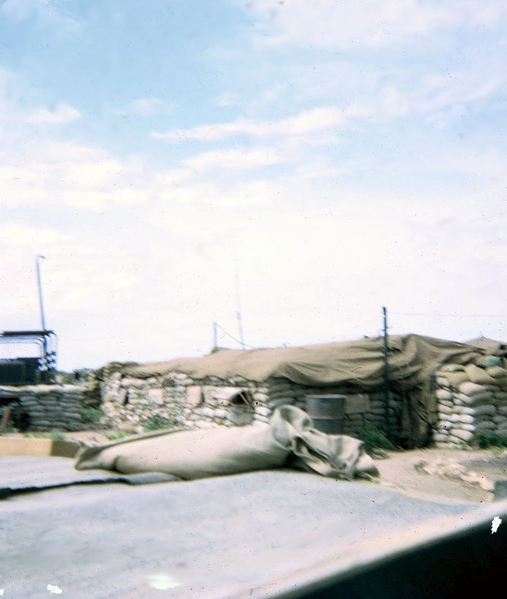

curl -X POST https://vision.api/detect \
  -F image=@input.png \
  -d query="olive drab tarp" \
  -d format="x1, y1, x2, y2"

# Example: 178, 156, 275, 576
117, 334, 483, 447
121, 334, 480, 388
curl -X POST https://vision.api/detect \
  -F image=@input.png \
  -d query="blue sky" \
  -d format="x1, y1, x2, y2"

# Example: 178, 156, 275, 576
1, 0, 507, 371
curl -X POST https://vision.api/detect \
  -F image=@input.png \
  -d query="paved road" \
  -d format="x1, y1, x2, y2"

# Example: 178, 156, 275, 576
2, 456, 504, 598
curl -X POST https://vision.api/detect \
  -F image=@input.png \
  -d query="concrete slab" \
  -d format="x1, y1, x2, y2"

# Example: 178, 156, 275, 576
0, 436, 79, 457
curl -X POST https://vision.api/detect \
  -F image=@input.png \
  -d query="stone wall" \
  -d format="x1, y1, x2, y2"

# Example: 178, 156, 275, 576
100, 368, 402, 440
433, 359, 507, 447
0, 385, 87, 431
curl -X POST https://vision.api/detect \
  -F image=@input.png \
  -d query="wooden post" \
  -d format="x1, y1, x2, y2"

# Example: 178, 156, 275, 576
0, 405, 13, 434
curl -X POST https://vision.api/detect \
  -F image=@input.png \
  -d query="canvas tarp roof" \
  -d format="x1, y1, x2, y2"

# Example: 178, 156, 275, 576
121, 334, 480, 388
115, 335, 486, 447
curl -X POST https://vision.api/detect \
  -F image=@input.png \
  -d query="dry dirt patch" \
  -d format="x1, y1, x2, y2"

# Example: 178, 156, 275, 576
375, 447, 507, 503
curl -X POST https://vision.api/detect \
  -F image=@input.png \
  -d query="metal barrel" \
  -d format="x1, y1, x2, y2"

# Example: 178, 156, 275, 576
305, 394, 346, 434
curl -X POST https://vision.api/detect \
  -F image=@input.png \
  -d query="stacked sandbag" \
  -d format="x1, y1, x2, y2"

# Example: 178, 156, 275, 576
0, 385, 88, 432
358, 391, 400, 438
433, 357, 507, 447
269, 384, 400, 440
265, 378, 297, 410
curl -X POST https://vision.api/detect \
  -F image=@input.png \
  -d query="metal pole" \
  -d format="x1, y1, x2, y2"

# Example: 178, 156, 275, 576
36, 255, 48, 373
36, 255, 47, 331
213, 321, 218, 349
234, 270, 245, 348
382, 306, 390, 439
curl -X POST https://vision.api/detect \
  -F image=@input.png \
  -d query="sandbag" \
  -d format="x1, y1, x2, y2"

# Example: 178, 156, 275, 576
451, 429, 474, 442
465, 364, 495, 385
446, 372, 470, 388
486, 366, 507, 379
455, 392, 494, 406
458, 382, 489, 397
75, 406, 379, 481
479, 356, 503, 368
471, 405, 497, 417
439, 364, 467, 373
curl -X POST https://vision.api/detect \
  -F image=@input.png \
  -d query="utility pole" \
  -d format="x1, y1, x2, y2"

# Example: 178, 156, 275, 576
382, 306, 390, 439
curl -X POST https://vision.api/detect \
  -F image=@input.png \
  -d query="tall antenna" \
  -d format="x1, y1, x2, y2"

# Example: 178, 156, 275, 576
234, 269, 245, 348
212, 321, 218, 349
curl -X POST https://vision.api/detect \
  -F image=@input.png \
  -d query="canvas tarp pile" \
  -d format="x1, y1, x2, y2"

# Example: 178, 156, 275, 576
116, 334, 484, 447
75, 405, 379, 480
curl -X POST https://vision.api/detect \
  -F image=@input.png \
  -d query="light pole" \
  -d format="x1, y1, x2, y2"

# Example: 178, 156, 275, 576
36, 255, 48, 372
36, 255, 47, 331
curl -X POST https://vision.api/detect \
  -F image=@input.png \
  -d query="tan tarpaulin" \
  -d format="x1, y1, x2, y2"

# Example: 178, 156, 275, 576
75, 406, 379, 480
115, 335, 483, 446
121, 334, 479, 387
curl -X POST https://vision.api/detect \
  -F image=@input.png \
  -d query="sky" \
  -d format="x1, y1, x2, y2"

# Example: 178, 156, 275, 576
1, 0, 507, 372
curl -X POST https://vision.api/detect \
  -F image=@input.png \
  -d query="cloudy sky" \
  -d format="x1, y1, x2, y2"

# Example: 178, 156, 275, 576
1, 0, 506, 371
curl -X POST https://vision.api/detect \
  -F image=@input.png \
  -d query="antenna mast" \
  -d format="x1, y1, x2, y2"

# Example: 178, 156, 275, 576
235, 269, 245, 348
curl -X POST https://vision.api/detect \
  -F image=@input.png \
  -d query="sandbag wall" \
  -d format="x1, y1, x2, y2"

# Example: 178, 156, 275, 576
100, 368, 399, 439
264, 379, 401, 438
0, 385, 87, 431
433, 360, 507, 447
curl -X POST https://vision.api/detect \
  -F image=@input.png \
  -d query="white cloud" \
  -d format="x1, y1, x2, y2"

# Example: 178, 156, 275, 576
153, 168, 192, 187
2, 138, 506, 369
25, 103, 82, 125
0, 139, 148, 210
246, 0, 507, 49
151, 106, 345, 142
0, 0, 79, 33
296, 64, 507, 129
213, 92, 242, 107
115, 98, 172, 116
0, 223, 140, 317
184, 147, 282, 172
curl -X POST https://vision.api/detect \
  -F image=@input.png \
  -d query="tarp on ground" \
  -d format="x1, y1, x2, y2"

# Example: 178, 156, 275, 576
74, 406, 380, 481
116, 334, 483, 447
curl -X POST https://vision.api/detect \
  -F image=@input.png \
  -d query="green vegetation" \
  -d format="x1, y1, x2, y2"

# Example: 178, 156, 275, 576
476, 431, 507, 449
24, 431, 67, 441
79, 406, 104, 424
105, 430, 132, 441
142, 415, 178, 432
360, 428, 395, 452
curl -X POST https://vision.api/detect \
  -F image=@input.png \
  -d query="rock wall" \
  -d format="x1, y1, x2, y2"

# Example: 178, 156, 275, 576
100, 368, 401, 440
0, 385, 87, 431
433, 359, 507, 447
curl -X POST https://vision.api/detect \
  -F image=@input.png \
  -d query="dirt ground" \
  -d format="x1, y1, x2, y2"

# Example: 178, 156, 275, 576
5, 429, 507, 504
64, 431, 507, 503
372, 447, 507, 503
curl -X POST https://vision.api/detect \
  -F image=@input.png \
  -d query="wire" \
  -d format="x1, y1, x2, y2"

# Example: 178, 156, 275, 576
214, 322, 256, 350
391, 312, 507, 318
